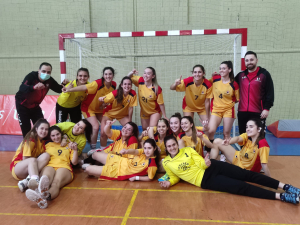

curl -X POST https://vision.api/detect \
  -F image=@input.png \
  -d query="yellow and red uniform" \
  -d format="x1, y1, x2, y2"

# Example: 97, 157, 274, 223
177, 131, 208, 157
176, 77, 212, 114
208, 75, 239, 118
162, 147, 208, 186
131, 75, 164, 119
45, 142, 75, 179
142, 126, 172, 159
103, 89, 137, 120
100, 149, 157, 181
57, 80, 89, 108
81, 79, 117, 118
10, 138, 46, 180
104, 129, 138, 158
233, 133, 270, 172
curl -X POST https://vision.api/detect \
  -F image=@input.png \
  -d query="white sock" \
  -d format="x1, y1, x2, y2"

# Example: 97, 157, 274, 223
91, 144, 97, 149
31, 175, 39, 180
100, 146, 106, 150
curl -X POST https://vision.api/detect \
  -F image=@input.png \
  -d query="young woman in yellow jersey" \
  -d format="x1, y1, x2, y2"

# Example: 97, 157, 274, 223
139, 118, 172, 172
55, 119, 92, 156
127, 67, 168, 130
56, 68, 89, 124
207, 61, 239, 150
85, 119, 139, 159
170, 65, 212, 126
11, 119, 50, 193
210, 118, 271, 176
25, 126, 79, 209
84, 139, 159, 182
63, 67, 117, 150
169, 112, 183, 137
159, 136, 300, 205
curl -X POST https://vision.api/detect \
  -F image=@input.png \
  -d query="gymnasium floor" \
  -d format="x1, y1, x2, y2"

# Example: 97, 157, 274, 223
1, 132, 300, 225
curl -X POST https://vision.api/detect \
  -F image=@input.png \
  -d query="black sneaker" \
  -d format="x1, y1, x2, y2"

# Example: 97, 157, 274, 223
284, 184, 300, 197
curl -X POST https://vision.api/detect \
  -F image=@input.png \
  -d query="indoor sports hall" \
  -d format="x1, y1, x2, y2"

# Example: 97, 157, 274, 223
0, 1, 300, 224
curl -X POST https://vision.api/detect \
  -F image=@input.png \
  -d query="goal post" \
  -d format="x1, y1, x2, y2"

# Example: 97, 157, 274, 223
58, 28, 247, 138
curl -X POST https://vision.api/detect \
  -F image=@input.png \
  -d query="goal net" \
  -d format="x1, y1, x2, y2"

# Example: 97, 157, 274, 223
59, 29, 246, 137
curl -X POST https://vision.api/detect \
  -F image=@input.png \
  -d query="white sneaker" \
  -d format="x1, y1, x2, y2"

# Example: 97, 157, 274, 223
18, 178, 29, 192
28, 178, 39, 190
82, 163, 91, 170
25, 189, 48, 209
87, 149, 101, 157
38, 175, 50, 199
220, 154, 226, 162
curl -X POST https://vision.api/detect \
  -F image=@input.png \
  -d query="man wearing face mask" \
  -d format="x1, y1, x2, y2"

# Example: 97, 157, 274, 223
15, 62, 69, 137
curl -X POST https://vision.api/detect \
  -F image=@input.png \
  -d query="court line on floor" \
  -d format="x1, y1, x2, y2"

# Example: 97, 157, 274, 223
0, 186, 221, 193
0, 213, 297, 225
121, 190, 139, 225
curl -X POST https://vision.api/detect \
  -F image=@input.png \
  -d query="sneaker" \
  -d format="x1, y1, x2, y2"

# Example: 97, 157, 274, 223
220, 154, 226, 162
82, 163, 91, 170
158, 173, 170, 182
18, 178, 29, 192
38, 175, 50, 199
25, 189, 48, 209
280, 193, 299, 205
28, 178, 39, 190
87, 149, 101, 157
284, 184, 300, 197
260, 168, 264, 173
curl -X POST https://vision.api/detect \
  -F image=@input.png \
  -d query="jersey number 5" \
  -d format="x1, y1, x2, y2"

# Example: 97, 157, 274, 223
58, 150, 62, 156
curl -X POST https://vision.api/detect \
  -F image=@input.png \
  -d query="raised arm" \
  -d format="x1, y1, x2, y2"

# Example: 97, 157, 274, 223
104, 119, 117, 138
170, 76, 182, 90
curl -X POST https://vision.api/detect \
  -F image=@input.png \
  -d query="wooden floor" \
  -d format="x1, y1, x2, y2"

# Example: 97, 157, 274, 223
1, 151, 300, 225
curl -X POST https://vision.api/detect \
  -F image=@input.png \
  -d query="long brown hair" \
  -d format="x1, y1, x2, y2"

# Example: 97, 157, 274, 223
116, 76, 132, 104
143, 139, 160, 166
221, 61, 234, 82
157, 118, 169, 139
247, 118, 265, 146
146, 67, 159, 95
123, 122, 139, 145
101, 67, 115, 84
181, 116, 198, 145
21, 118, 50, 151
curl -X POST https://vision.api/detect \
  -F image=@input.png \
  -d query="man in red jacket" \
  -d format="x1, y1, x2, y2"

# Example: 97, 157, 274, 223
235, 51, 274, 135
15, 62, 68, 137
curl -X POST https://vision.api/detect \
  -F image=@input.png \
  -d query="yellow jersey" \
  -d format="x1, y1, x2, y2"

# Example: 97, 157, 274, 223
131, 75, 164, 116
10, 138, 46, 171
162, 147, 208, 186
208, 75, 239, 112
177, 132, 207, 157
104, 129, 138, 158
176, 77, 212, 112
81, 79, 117, 115
233, 133, 270, 172
100, 149, 157, 180
57, 80, 89, 108
103, 89, 137, 120
45, 142, 74, 172
55, 122, 86, 155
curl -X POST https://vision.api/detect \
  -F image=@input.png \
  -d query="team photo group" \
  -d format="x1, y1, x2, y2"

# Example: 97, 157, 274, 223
11, 50, 300, 209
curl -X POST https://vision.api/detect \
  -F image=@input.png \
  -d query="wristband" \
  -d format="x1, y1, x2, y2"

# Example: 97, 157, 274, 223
135, 176, 140, 180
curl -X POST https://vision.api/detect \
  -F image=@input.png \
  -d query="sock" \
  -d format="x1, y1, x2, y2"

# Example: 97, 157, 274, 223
91, 144, 96, 149
100, 146, 106, 150
31, 175, 39, 180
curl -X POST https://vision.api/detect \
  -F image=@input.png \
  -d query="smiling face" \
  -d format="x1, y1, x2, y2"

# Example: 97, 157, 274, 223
181, 118, 193, 132
121, 123, 134, 138
121, 79, 132, 94
165, 139, 179, 158
157, 120, 168, 136
219, 63, 231, 78
50, 129, 62, 143
246, 120, 260, 138
143, 142, 155, 158
77, 70, 89, 85
103, 69, 114, 83
170, 117, 181, 134
72, 121, 86, 135
35, 123, 49, 140
245, 54, 258, 71
143, 68, 155, 83
192, 66, 205, 81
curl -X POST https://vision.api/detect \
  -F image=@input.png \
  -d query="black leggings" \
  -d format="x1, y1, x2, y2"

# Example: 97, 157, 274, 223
56, 103, 82, 124
201, 160, 279, 200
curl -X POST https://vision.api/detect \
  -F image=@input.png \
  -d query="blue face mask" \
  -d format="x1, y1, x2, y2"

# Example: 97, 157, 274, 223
40, 73, 51, 81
